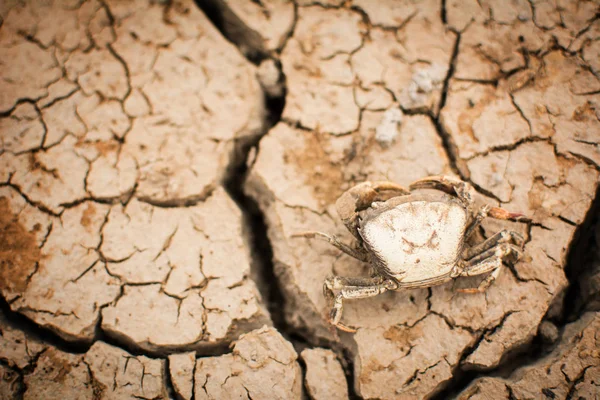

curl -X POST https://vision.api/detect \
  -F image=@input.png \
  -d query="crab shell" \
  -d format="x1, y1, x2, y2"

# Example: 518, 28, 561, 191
358, 191, 468, 283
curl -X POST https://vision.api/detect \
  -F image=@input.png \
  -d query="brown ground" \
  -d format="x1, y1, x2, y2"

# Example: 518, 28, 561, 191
0, 0, 599, 399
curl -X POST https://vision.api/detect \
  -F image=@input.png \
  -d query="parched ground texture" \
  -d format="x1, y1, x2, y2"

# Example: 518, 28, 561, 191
0, 0, 599, 399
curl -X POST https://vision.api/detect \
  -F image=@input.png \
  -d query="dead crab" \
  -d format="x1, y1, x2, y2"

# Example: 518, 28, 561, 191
295, 176, 526, 332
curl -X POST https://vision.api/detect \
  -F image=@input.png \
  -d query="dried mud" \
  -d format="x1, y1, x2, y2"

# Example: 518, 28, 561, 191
1, 0, 599, 399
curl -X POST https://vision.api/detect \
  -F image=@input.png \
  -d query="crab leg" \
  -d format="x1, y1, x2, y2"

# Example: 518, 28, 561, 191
329, 279, 398, 332
464, 205, 527, 240
336, 181, 409, 239
457, 243, 523, 293
464, 205, 491, 239
292, 231, 369, 262
324, 276, 384, 297
462, 229, 524, 260
457, 262, 502, 294
466, 243, 522, 269
488, 206, 528, 222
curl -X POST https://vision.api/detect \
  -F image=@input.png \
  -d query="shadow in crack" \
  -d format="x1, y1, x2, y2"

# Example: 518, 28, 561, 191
193, 0, 269, 64
0, 296, 91, 354
193, 0, 292, 342
561, 184, 600, 321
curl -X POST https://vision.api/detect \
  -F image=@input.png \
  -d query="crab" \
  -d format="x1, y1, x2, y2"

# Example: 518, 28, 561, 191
295, 176, 526, 332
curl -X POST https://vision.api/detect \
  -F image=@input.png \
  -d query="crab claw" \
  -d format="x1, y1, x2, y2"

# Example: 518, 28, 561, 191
409, 175, 475, 201
337, 181, 409, 218
409, 175, 465, 194
488, 207, 529, 222
369, 181, 410, 195
336, 181, 409, 239
410, 175, 476, 208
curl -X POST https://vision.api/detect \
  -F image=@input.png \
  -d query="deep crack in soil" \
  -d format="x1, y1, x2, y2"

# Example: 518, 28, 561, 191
197, 2, 363, 397
562, 184, 600, 321
194, 0, 270, 64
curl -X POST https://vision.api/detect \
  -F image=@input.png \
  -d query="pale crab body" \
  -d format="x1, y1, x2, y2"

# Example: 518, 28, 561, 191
359, 193, 467, 283
295, 176, 526, 332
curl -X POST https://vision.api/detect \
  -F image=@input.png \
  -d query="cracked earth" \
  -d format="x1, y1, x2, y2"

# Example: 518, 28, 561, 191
0, 0, 599, 399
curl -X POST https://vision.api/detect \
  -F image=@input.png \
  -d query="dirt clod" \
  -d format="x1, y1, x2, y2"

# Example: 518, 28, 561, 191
301, 348, 349, 400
